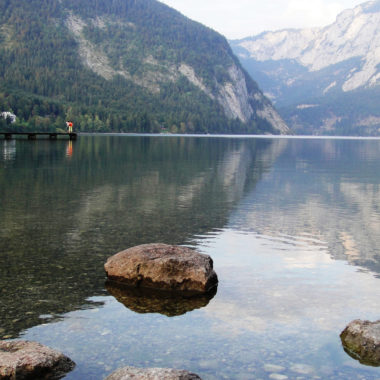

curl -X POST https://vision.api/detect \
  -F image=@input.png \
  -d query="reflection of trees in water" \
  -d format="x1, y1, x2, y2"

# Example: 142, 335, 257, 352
0, 136, 284, 338
229, 139, 380, 277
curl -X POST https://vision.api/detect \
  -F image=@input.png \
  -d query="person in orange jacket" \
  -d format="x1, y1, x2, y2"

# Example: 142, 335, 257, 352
66, 121, 73, 133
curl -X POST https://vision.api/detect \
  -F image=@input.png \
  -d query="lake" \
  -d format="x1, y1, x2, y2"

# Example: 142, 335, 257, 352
1, 135, 379, 379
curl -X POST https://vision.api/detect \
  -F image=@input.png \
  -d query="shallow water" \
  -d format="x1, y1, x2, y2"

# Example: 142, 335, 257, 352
0, 135, 379, 379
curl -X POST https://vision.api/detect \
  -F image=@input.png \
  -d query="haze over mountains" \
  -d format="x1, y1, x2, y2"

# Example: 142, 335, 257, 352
0, 0, 288, 135
231, 0, 380, 135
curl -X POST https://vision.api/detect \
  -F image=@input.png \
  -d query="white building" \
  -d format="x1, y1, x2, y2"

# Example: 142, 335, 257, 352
1, 112, 16, 123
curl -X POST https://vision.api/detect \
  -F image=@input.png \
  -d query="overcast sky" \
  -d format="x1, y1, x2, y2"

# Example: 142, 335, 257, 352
159, 0, 366, 39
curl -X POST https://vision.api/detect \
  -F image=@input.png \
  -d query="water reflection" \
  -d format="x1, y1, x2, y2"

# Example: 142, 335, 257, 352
0, 136, 282, 338
198, 230, 378, 334
66, 140, 74, 158
106, 282, 217, 317
1, 140, 16, 162
20, 228, 380, 380
228, 138, 380, 278
2, 137, 380, 379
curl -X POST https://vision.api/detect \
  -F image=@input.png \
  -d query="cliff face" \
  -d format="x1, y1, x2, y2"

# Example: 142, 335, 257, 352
230, 0, 380, 135
0, 0, 288, 134
63, 6, 288, 134
179, 60, 288, 132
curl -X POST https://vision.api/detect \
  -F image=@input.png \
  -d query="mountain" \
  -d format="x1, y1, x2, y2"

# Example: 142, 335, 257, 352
0, 0, 288, 135
230, 0, 380, 135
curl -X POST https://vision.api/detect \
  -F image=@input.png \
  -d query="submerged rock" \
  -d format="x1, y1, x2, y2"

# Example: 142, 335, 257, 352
104, 244, 218, 295
104, 366, 202, 380
340, 319, 380, 366
0, 340, 75, 379
106, 281, 216, 317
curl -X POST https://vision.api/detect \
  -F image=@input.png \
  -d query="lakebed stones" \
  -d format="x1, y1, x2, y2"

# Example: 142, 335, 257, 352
104, 244, 218, 295
0, 340, 75, 379
340, 319, 380, 366
104, 366, 202, 380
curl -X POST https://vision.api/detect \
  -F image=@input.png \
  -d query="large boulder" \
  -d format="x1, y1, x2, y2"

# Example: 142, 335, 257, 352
340, 319, 380, 366
104, 366, 202, 380
0, 340, 75, 379
104, 244, 218, 295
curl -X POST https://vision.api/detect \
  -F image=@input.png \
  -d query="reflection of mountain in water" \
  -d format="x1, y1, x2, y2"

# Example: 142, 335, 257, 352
229, 138, 380, 277
0, 136, 284, 338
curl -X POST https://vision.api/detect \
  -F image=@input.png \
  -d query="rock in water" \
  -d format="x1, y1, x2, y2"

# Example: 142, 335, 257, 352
340, 319, 380, 366
0, 340, 75, 379
104, 366, 202, 380
104, 244, 218, 295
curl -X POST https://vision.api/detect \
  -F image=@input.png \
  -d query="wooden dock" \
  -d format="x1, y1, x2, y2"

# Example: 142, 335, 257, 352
0, 132, 77, 140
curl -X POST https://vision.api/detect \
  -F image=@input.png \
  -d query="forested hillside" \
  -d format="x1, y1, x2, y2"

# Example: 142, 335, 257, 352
0, 0, 288, 134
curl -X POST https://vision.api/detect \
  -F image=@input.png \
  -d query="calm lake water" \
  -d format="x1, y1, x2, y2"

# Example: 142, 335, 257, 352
1, 135, 380, 379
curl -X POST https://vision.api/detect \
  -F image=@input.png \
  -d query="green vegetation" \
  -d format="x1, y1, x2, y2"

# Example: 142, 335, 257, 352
0, 0, 267, 134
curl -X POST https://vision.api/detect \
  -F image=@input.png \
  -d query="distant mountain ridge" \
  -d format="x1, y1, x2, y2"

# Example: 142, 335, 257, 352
0, 0, 288, 134
230, 0, 380, 135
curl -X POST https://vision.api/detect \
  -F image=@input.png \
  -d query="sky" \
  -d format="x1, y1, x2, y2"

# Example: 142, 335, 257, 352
159, 0, 367, 39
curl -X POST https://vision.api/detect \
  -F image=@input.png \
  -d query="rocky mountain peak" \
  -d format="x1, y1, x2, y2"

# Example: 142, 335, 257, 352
232, 0, 380, 92
230, 0, 380, 135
